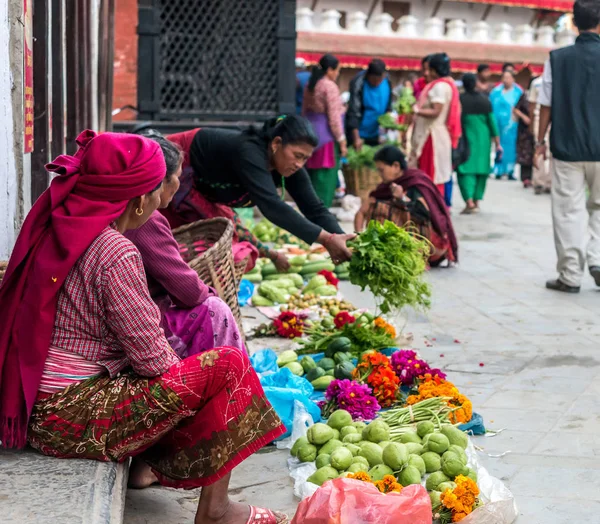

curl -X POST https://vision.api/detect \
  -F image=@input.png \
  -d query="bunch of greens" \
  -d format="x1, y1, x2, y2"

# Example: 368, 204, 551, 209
377, 113, 406, 131
346, 145, 378, 170
295, 313, 396, 356
348, 220, 432, 314
395, 85, 417, 115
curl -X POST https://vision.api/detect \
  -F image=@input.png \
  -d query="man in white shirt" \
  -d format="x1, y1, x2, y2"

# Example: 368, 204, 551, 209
536, 0, 600, 293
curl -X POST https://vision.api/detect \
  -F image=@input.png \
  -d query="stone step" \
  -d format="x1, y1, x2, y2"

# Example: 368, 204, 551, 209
0, 448, 128, 524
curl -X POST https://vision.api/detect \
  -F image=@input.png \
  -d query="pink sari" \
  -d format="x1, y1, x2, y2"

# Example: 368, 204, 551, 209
157, 296, 245, 358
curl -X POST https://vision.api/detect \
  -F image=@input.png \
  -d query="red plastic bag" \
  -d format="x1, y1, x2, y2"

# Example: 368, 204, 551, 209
291, 478, 432, 524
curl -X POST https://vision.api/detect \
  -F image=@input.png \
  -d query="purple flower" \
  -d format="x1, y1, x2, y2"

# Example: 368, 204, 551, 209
428, 368, 447, 380
324, 379, 381, 420
390, 349, 439, 386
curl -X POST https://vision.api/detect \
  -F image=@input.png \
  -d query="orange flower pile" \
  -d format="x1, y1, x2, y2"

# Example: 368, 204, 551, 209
406, 374, 473, 424
374, 317, 397, 338
353, 353, 400, 408
347, 472, 403, 494
440, 475, 480, 522
374, 474, 403, 494
347, 471, 372, 482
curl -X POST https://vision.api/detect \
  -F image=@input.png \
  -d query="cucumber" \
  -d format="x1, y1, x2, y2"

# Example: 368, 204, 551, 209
244, 273, 263, 284
299, 262, 336, 276
252, 295, 274, 307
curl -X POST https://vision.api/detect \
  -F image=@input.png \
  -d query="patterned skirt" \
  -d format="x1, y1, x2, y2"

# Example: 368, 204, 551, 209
28, 347, 285, 489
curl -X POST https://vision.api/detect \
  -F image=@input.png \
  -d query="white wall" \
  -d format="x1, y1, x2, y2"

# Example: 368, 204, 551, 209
0, 0, 19, 260
298, 0, 535, 32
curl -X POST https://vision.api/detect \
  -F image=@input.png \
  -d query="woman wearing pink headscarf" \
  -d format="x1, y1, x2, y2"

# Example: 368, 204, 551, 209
0, 131, 286, 524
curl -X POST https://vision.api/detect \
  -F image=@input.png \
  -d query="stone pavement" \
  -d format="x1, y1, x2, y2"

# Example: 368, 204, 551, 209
124, 179, 600, 523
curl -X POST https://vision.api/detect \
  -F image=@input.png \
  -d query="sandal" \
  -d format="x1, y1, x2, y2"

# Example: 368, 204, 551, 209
246, 506, 288, 524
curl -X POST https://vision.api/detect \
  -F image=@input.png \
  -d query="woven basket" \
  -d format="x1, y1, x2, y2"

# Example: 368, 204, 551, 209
172, 218, 243, 334
0, 261, 7, 285
234, 256, 251, 285
343, 165, 381, 202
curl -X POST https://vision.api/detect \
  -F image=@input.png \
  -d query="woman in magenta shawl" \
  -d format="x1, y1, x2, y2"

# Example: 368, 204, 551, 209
355, 145, 458, 266
0, 131, 286, 524
125, 133, 246, 358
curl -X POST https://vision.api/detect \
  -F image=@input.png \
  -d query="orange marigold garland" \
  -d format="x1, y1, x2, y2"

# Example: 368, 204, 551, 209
438, 475, 480, 523
406, 374, 473, 424
353, 353, 400, 407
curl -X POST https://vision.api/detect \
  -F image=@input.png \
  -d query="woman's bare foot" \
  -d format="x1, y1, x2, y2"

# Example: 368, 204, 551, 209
195, 499, 250, 524
128, 458, 159, 489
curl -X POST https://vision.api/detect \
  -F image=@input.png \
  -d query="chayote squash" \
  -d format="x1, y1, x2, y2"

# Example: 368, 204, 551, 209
326, 337, 352, 357
276, 350, 298, 367
305, 367, 325, 382
300, 356, 317, 373
334, 361, 355, 380
318, 357, 335, 371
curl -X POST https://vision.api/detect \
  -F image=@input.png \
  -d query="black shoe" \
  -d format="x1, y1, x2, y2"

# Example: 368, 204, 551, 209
590, 266, 600, 287
546, 279, 580, 293
534, 186, 543, 195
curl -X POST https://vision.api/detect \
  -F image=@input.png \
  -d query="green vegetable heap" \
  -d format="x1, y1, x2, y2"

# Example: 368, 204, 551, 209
348, 220, 432, 314
377, 113, 405, 132
395, 85, 417, 116
346, 145, 378, 170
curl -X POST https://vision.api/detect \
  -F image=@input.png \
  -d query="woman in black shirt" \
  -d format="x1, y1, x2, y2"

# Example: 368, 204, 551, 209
164, 116, 352, 269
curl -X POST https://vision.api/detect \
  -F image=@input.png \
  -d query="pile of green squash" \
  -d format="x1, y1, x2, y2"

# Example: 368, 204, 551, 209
275, 337, 356, 390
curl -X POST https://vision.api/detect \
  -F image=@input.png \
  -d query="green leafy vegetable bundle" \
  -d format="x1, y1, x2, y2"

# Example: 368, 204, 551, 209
348, 220, 432, 314
377, 113, 406, 131
346, 145, 378, 170
395, 85, 417, 115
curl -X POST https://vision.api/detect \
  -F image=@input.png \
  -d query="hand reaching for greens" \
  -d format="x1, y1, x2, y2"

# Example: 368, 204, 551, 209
319, 231, 355, 264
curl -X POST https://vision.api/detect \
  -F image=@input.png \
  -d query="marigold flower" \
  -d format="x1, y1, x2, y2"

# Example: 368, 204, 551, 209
348, 471, 371, 482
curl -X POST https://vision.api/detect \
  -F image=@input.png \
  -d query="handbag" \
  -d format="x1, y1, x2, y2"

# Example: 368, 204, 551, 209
452, 134, 470, 170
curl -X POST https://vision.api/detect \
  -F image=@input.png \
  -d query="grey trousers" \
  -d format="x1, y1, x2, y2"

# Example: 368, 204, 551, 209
552, 159, 600, 286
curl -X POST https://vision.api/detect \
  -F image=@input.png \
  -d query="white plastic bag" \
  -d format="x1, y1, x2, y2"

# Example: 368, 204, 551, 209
276, 400, 315, 450
460, 439, 518, 524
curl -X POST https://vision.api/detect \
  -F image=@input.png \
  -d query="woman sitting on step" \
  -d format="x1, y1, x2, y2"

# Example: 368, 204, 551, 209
0, 131, 287, 524
125, 132, 246, 359
355, 145, 458, 266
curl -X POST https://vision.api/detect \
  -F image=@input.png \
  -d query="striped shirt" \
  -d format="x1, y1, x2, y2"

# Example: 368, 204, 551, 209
46, 227, 179, 385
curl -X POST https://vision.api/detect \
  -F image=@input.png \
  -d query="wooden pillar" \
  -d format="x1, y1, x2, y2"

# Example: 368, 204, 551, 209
50, 0, 65, 159
66, 1, 80, 154
31, 0, 50, 202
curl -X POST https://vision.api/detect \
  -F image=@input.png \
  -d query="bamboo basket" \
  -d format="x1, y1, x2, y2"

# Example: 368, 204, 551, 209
234, 256, 251, 286
172, 218, 243, 334
0, 261, 7, 285
343, 165, 381, 202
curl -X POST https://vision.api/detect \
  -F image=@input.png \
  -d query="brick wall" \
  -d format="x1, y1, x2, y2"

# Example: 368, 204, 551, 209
112, 0, 138, 121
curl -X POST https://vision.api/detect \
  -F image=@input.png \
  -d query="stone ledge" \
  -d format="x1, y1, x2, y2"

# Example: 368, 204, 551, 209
0, 448, 128, 524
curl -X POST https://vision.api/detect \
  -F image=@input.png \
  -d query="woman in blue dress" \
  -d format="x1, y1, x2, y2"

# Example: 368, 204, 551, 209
490, 70, 523, 180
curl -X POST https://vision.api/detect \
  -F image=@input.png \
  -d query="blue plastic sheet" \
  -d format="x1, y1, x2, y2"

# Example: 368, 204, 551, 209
259, 368, 322, 439
459, 412, 486, 435
237, 279, 254, 307
250, 348, 279, 375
